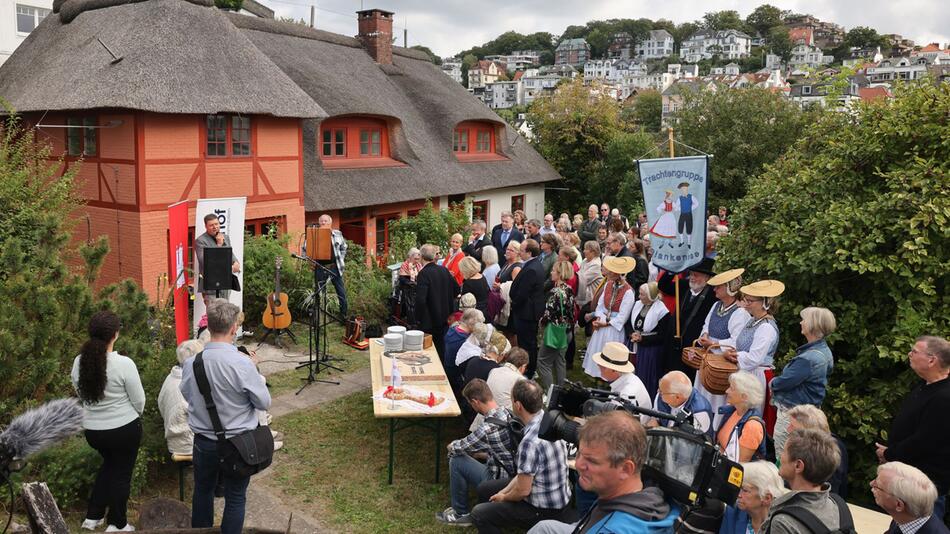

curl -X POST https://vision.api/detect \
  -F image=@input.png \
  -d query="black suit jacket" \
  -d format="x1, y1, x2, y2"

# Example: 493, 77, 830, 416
509, 256, 545, 322
415, 263, 460, 334
886, 516, 950, 534
463, 234, 491, 263
657, 271, 716, 374
491, 225, 524, 269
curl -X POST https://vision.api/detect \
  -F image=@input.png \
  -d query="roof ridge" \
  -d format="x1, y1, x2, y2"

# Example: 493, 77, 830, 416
57, 0, 211, 23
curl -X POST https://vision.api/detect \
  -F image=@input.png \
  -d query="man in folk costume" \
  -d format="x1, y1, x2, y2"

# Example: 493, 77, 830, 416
582, 256, 637, 380
721, 280, 783, 418
657, 257, 717, 381
674, 182, 699, 248
694, 268, 752, 425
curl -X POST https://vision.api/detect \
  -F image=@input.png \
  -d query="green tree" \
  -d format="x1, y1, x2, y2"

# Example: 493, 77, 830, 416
586, 28, 609, 59
845, 26, 887, 50
719, 81, 950, 500
768, 26, 794, 62
674, 86, 816, 204
701, 10, 747, 32
593, 130, 655, 214
625, 90, 663, 132
672, 22, 700, 52
460, 53, 478, 88
746, 4, 787, 37
410, 45, 441, 65
388, 199, 470, 261
527, 78, 624, 211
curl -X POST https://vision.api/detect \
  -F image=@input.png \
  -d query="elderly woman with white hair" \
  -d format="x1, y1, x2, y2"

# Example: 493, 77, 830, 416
716, 371, 767, 462
445, 308, 485, 390
770, 306, 837, 456
158, 339, 204, 456
480, 245, 500, 286
398, 247, 422, 282
720, 461, 788, 534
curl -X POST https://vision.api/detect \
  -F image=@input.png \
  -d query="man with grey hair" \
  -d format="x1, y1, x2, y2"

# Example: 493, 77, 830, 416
525, 219, 542, 242
415, 244, 460, 362
540, 213, 557, 236
578, 205, 601, 249
650, 370, 713, 436
873, 462, 948, 534
180, 298, 271, 533
158, 339, 204, 456
491, 211, 523, 269
878, 335, 950, 520
464, 219, 491, 262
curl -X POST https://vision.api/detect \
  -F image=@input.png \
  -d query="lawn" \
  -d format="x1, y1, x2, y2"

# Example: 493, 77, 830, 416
269, 391, 470, 534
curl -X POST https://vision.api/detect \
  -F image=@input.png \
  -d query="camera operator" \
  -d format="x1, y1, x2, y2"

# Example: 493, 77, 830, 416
470, 380, 572, 533
529, 411, 678, 533
592, 342, 652, 422
647, 371, 713, 437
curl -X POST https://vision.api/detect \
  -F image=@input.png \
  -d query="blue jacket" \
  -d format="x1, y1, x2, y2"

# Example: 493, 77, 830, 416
584, 503, 680, 534
443, 326, 468, 388
655, 389, 714, 438
716, 405, 768, 460
718, 506, 749, 534
770, 339, 833, 407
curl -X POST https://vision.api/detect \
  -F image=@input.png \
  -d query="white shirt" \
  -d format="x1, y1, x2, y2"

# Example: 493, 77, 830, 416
609, 373, 652, 423
487, 363, 522, 412
701, 302, 752, 348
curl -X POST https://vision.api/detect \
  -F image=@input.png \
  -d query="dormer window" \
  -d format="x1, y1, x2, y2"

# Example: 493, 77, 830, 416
319, 116, 403, 169
453, 121, 506, 162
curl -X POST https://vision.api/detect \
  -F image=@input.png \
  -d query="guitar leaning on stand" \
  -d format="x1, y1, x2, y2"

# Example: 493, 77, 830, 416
259, 256, 296, 348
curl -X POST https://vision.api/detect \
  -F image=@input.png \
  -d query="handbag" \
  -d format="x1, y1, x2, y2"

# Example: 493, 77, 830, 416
193, 352, 274, 479
543, 322, 568, 350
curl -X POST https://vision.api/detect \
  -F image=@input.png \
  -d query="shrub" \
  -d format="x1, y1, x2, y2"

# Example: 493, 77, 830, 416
241, 225, 295, 326
387, 198, 469, 263
719, 80, 949, 501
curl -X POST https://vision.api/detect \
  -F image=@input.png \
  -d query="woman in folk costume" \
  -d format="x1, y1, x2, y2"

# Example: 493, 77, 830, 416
720, 280, 783, 419
627, 281, 670, 401
650, 190, 677, 250
441, 233, 467, 286
583, 256, 638, 380
694, 268, 752, 424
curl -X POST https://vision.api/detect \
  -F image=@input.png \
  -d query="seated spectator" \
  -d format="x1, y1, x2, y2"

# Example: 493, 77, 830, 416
481, 246, 501, 287
158, 339, 203, 456
786, 404, 849, 498
873, 462, 949, 534
649, 371, 713, 437
437, 379, 518, 527
592, 342, 652, 423
529, 411, 678, 533
471, 380, 571, 533
445, 308, 483, 393
398, 247, 422, 283
716, 371, 766, 462
765, 428, 854, 533
486, 348, 529, 412
460, 256, 491, 319
462, 323, 510, 385
720, 461, 787, 534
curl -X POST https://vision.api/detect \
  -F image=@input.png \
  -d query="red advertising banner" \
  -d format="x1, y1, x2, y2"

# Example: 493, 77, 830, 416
168, 201, 190, 344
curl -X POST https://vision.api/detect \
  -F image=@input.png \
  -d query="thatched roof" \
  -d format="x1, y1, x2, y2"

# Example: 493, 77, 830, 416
0, 0, 324, 118
229, 14, 561, 211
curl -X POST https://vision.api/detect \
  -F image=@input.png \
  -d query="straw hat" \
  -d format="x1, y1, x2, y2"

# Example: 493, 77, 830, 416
740, 280, 785, 298
592, 342, 635, 373
708, 268, 745, 287
603, 256, 636, 275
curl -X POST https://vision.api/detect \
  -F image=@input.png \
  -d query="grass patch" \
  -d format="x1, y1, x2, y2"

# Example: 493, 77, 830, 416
269, 391, 471, 533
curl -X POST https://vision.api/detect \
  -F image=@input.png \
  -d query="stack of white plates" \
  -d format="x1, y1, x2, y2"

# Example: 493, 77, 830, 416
404, 330, 424, 351
387, 325, 407, 336
383, 333, 403, 352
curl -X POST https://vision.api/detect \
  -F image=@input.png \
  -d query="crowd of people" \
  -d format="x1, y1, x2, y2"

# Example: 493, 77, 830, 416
65, 203, 950, 533
393, 204, 950, 533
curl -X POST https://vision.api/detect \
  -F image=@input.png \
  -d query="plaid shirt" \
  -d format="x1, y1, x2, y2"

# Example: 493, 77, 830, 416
329, 230, 347, 274
518, 412, 571, 509
447, 407, 516, 479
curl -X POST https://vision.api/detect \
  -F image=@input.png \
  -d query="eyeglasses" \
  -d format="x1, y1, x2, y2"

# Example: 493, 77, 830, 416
870, 480, 895, 497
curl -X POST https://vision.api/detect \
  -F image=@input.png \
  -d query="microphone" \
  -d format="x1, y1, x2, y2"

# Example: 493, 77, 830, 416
0, 398, 84, 480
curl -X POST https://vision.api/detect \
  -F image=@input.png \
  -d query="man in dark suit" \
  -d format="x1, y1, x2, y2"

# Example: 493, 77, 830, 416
415, 244, 460, 361
509, 239, 545, 378
524, 219, 542, 243
657, 257, 716, 381
463, 220, 490, 263
491, 211, 524, 270
875, 462, 950, 534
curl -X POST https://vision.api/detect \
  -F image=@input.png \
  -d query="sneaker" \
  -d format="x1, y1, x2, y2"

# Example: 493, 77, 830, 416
271, 430, 285, 441
435, 507, 473, 527
105, 525, 135, 532
81, 518, 105, 530
273, 440, 284, 452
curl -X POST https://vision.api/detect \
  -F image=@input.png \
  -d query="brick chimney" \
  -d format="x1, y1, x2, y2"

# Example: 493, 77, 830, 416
356, 8, 394, 65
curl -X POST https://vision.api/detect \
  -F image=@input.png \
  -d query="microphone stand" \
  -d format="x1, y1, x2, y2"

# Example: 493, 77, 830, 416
290, 254, 344, 393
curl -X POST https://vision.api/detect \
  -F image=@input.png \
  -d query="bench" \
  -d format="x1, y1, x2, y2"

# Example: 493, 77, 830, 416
171, 453, 192, 502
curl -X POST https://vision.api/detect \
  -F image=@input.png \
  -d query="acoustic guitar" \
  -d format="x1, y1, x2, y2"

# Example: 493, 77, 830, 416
262, 256, 292, 330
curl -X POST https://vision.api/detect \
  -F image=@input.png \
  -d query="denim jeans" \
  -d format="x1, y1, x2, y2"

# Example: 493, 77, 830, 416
450, 454, 490, 515
192, 434, 251, 534
317, 264, 347, 318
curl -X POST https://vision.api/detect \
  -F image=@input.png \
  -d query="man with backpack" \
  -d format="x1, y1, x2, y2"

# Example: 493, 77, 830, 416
437, 379, 517, 527
765, 428, 856, 534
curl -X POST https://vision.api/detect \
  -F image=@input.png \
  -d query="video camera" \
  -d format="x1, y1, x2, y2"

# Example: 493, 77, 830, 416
538, 381, 743, 507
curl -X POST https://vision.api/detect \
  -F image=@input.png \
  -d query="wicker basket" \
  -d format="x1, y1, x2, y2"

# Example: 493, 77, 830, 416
701, 351, 738, 395
681, 340, 710, 370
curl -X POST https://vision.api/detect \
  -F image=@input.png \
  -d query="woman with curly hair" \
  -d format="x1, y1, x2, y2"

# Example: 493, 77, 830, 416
71, 311, 145, 532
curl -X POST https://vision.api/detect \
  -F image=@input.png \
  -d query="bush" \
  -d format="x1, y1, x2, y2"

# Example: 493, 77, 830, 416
241, 225, 295, 326
720, 80, 949, 501
342, 243, 392, 327
387, 199, 470, 262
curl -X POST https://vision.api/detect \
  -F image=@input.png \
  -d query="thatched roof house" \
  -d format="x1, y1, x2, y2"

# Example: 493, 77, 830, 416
0, 0, 561, 293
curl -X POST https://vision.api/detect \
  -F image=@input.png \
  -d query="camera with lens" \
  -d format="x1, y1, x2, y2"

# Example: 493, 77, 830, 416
539, 381, 743, 507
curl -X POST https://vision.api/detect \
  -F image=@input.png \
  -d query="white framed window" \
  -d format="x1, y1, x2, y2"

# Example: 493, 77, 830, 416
16, 4, 50, 33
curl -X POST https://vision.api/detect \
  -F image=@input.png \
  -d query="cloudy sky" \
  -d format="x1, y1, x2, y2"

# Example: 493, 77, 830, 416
265, 0, 949, 57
